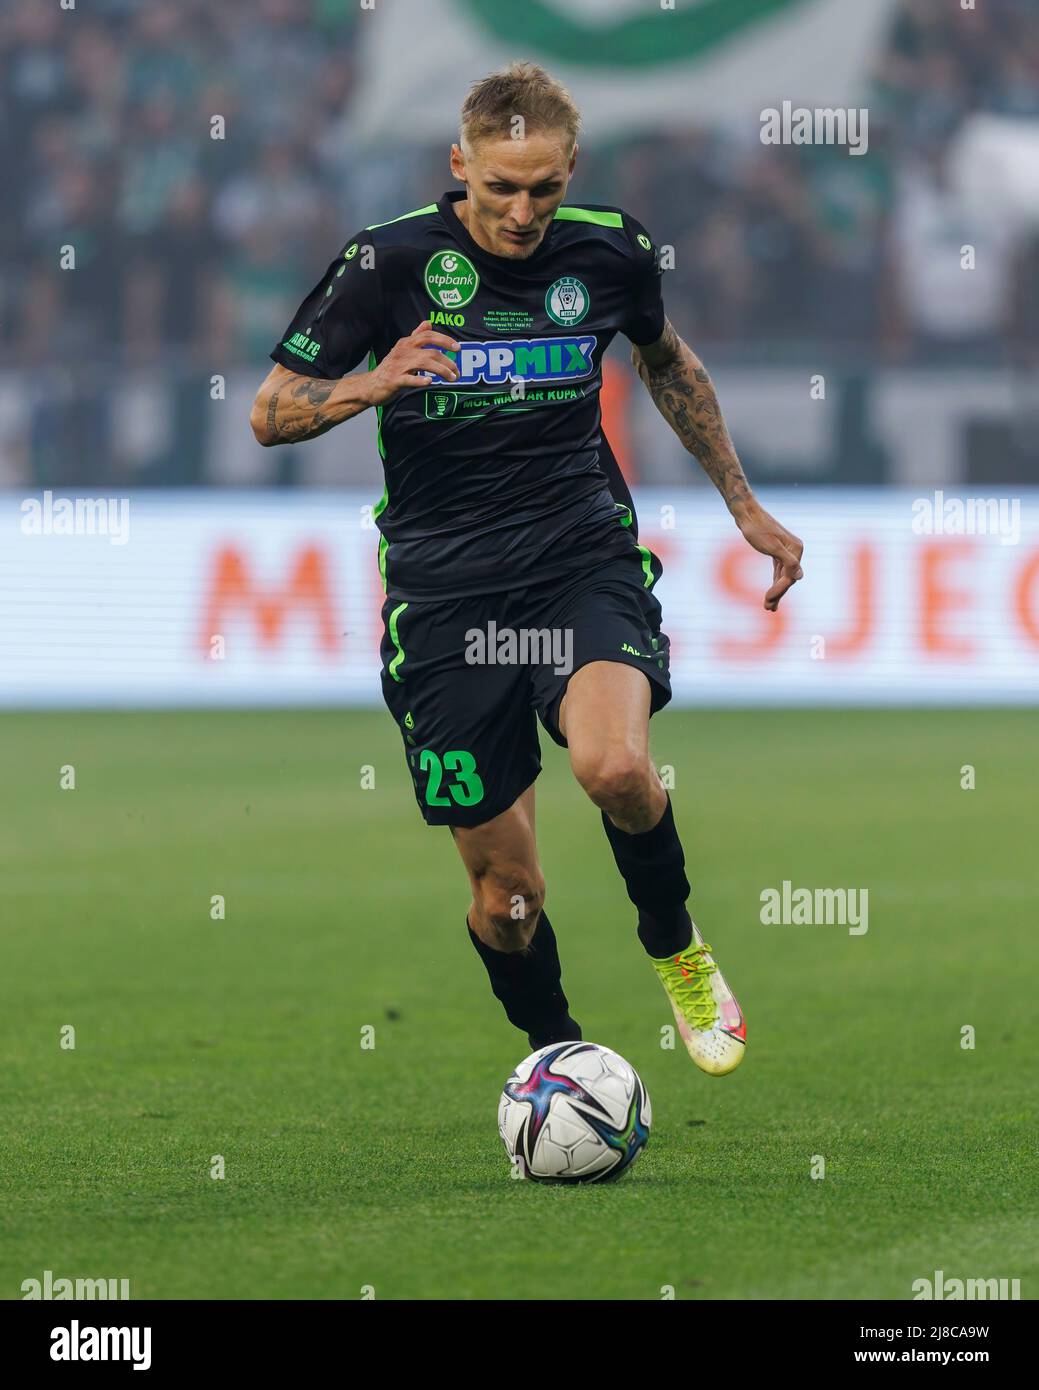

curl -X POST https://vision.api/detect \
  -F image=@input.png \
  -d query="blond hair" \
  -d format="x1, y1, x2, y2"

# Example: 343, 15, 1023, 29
460, 61, 581, 151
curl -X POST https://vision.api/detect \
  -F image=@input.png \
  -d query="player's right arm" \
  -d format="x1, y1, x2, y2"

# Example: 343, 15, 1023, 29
250, 323, 461, 446
250, 229, 460, 446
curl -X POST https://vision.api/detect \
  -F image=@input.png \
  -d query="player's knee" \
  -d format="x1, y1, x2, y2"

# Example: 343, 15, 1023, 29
475, 870, 545, 949
574, 748, 652, 816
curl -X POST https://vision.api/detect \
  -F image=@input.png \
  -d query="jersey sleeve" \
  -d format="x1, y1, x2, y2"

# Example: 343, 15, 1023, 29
619, 213, 666, 347
269, 232, 381, 379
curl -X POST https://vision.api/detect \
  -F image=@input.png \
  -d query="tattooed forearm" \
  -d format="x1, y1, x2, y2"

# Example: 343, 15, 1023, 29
263, 384, 337, 443
251, 364, 370, 446
290, 377, 336, 407
271, 408, 337, 443
633, 319, 752, 509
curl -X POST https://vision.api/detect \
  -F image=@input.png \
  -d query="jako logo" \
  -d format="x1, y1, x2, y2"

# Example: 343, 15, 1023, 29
425, 337, 597, 386
50, 1320, 151, 1371
912, 1270, 1020, 1300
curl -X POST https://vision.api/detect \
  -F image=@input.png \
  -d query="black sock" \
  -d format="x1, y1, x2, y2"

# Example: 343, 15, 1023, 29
468, 909, 581, 1049
602, 794, 693, 959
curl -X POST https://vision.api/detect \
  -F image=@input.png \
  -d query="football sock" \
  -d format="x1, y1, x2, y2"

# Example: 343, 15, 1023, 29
601, 794, 694, 959
467, 909, 582, 1049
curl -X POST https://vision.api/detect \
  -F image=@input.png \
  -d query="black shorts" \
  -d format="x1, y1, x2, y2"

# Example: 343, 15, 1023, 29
378, 547, 672, 828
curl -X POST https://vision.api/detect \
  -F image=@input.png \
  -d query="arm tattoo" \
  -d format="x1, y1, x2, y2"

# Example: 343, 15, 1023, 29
290, 377, 336, 407
264, 374, 339, 443
634, 318, 751, 507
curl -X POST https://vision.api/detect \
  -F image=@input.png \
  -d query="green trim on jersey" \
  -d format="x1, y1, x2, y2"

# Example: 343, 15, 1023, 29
367, 351, 386, 461
368, 351, 390, 590
638, 548, 657, 589
387, 601, 409, 682
554, 206, 624, 228
616, 503, 657, 589
373, 483, 389, 590
371, 202, 623, 232
367, 203, 438, 230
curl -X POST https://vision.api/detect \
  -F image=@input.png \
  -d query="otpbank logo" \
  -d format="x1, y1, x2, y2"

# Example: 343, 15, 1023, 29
427, 336, 597, 386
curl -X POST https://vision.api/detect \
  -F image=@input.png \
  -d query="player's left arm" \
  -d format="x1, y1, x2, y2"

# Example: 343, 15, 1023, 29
631, 318, 804, 611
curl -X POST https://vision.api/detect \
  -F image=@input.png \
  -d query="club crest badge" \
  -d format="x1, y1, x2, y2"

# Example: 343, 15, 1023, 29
545, 276, 589, 326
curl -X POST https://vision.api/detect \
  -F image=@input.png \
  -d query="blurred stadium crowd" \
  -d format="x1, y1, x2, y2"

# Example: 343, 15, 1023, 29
5, 0, 1037, 367
2, 0, 1036, 487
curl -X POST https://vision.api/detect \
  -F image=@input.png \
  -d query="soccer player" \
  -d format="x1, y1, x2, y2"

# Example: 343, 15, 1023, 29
251, 63, 803, 1076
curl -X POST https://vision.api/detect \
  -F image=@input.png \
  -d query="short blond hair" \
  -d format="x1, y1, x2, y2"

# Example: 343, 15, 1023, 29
460, 61, 581, 152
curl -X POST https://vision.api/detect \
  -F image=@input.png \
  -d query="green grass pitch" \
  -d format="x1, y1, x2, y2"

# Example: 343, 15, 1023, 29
1, 707, 1035, 1301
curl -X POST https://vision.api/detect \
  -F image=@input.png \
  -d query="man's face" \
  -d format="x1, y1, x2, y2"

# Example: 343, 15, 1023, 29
450, 131, 576, 259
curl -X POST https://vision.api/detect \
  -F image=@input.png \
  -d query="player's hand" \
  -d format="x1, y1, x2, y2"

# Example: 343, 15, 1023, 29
363, 322, 460, 405
733, 500, 804, 611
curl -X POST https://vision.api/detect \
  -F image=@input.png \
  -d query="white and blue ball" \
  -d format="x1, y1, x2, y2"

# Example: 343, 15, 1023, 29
498, 1041, 651, 1183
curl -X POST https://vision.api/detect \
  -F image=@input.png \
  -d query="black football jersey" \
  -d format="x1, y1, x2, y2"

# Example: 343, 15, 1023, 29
271, 191, 665, 600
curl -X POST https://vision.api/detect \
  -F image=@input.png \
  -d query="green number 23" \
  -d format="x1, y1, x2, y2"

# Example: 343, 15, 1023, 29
419, 749, 485, 808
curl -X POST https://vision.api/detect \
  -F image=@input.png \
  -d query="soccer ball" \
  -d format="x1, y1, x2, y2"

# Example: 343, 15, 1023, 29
497, 1041, 651, 1183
